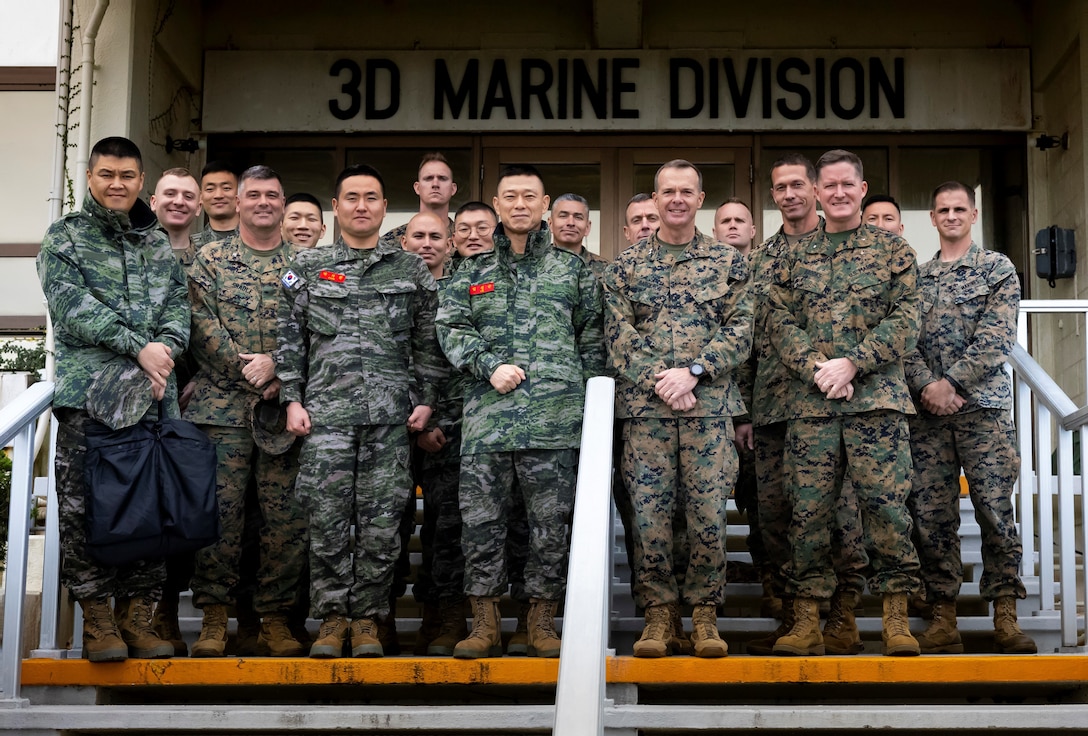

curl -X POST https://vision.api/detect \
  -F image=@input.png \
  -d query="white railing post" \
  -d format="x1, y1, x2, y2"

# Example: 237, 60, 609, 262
1055, 427, 1079, 647
554, 376, 615, 736
30, 419, 65, 658
1036, 406, 1057, 612
0, 381, 55, 707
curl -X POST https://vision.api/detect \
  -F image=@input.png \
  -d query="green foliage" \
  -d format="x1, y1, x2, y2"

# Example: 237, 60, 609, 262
0, 340, 46, 373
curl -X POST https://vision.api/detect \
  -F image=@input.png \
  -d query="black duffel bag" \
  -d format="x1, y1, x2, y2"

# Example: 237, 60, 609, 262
83, 401, 219, 567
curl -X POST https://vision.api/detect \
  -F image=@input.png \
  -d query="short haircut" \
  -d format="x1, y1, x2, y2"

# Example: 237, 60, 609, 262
454, 200, 498, 223
552, 192, 589, 211
769, 152, 817, 183
497, 163, 545, 191
815, 149, 864, 181
334, 163, 386, 198
863, 194, 901, 214
285, 192, 324, 211
931, 181, 976, 209
654, 159, 703, 192
238, 164, 283, 194
160, 166, 194, 180
716, 197, 753, 219
627, 192, 652, 208
418, 151, 452, 176
89, 136, 143, 171
201, 160, 239, 180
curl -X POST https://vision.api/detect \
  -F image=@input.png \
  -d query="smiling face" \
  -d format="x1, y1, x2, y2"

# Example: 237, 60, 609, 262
87, 155, 145, 213
493, 174, 549, 235
453, 208, 497, 257
863, 201, 903, 236
237, 176, 285, 236
282, 200, 326, 248
930, 189, 977, 246
653, 165, 704, 238
816, 160, 867, 232
333, 174, 387, 244
770, 163, 817, 228
550, 199, 592, 251
200, 170, 238, 222
151, 173, 201, 230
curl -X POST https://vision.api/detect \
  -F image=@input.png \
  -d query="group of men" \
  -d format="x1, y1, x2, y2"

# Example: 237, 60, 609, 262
37, 134, 1034, 664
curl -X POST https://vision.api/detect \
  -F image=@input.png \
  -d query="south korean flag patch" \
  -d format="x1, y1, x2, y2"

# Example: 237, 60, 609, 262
281, 269, 301, 290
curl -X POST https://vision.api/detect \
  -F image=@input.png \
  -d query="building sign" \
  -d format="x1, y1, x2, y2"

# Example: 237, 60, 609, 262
203, 49, 1029, 133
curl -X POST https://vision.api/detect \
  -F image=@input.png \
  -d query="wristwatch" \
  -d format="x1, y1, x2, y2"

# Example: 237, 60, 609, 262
689, 363, 706, 379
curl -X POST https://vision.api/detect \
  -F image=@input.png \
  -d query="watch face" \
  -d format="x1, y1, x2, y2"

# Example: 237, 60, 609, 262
690, 363, 704, 377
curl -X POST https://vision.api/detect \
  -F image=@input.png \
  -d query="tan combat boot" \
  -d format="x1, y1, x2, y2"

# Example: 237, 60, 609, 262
79, 599, 128, 663
667, 602, 694, 655
773, 597, 824, 656
230, 603, 267, 657
916, 597, 963, 654
414, 603, 442, 655
760, 570, 784, 620
527, 598, 562, 658
115, 598, 174, 659
151, 592, 187, 657
190, 603, 230, 658
690, 604, 728, 658
882, 593, 920, 656
506, 602, 530, 655
350, 617, 383, 657
748, 595, 794, 655
454, 596, 503, 659
427, 601, 470, 656
309, 614, 350, 658
823, 589, 863, 655
258, 613, 305, 657
993, 596, 1037, 653
633, 605, 673, 658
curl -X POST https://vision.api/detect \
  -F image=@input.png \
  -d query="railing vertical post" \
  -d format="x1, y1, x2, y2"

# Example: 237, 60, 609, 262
1014, 375, 1036, 582
1055, 428, 1078, 647
31, 419, 64, 657
1036, 406, 1056, 611
1, 421, 36, 707
554, 377, 614, 736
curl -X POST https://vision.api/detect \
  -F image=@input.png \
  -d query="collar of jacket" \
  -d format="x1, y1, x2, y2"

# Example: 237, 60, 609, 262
327, 235, 404, 262
493, 226, 553, 261
925, 240, 984, 272
82, 194, 159, 238
223, 234, 293, 262
648, 227, 714, 261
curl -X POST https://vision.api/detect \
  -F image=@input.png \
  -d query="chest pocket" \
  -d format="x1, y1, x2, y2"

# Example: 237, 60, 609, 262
219, 282, 259, 313
951, 276, 990, 334
308, 280, 347, 336
791, 262, 829, 295
376, 280, 416, 333
627, 282, 665, 325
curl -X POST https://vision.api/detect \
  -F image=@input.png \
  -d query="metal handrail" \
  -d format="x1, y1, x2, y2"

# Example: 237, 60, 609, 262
0, 381, 55, 707
553, 376, 614, 736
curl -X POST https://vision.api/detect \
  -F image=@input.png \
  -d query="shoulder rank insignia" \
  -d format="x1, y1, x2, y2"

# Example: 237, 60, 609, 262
281, 269, 300, 290
469, 282, 495, 296
319, 270, 347, 283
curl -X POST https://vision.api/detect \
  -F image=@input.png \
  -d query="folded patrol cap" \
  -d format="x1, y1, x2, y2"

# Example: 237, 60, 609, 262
85, 358, 153, 430
246, 395, 296, 455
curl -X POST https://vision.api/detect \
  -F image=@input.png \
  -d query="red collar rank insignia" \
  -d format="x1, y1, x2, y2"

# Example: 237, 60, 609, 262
319, 270, 346, 283
469, 282, 495, 296
281, 269, 300, 290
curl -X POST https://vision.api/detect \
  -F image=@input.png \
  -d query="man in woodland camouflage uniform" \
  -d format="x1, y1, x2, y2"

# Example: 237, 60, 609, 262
38, 136, 188, 662
436, 164, 604, 660
193, 160, 240, 248
186, 165, 307, 658
279, 164, 444, 659
605, 159, 751, 659
905, 181, 1036, 654
766, 149, 921, 657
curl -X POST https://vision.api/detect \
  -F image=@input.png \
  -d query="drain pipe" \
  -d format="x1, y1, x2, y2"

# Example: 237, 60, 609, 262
72, 0, 111, 208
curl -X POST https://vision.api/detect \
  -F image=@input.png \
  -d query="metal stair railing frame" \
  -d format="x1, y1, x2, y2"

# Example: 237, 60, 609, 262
0, 381, 56, 708
1015, 299, 1088, 650
553, 376, 615, 736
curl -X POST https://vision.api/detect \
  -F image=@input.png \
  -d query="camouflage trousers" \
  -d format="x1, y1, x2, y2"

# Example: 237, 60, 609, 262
190, 425, 306, 614
460, 449, 577, 600
908, 408, 1026, 602
412, 451, 466, 606
296, 423, 412, 620
755, 421, 868, 596
53, 408, 165, 601
783, 412, 920, 599
622, 417, 737, 608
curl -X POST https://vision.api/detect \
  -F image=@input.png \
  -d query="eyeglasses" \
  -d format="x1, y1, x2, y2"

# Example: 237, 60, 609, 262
455, 223, 494, 237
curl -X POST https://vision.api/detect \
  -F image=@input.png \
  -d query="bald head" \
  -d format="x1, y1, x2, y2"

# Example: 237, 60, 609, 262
401, 211, 451, 276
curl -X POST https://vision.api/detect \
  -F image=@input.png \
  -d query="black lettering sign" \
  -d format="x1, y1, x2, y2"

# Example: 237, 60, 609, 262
723, 58, 758, 118
670, 58, 703, 119
481, 59, 516, 119
830, 58, 865, 120
434, 59, 479, 119
776, 57, 811, 120
366, 59, 400, 120
612, 58, 639, 119
870, 57, 904, 118
573, 59, 608, 119
521, 58, 554, 119
329, 59, 362, 120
